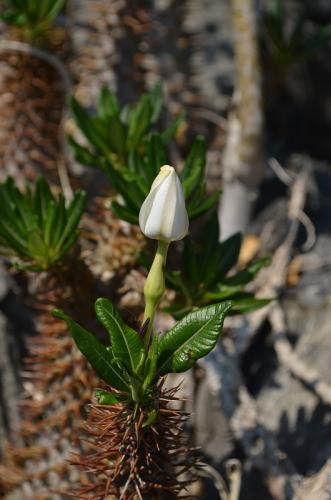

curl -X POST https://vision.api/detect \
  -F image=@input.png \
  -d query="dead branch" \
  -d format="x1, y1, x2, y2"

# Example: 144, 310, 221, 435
270, 305, 331, 406
218, 0, 264, 239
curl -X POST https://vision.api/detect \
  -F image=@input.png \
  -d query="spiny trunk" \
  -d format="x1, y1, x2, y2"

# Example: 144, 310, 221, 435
0, 29, 69, 185
70, 381, 198, 499
0, 259, 98, 498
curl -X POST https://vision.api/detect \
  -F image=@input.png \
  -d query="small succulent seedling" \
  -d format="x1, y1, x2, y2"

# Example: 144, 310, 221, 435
68, 84, 219, 224
0, 0, 65, 40
0, 176, 86, 271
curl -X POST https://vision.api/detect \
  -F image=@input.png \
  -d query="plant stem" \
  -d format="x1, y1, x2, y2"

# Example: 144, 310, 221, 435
143, 240, 169, 348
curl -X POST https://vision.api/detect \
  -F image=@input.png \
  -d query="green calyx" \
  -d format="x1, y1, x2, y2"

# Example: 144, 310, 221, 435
143, 240, 169, 349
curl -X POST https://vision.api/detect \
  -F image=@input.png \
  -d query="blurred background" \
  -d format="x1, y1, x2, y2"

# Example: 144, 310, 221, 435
1, 0, 331, 499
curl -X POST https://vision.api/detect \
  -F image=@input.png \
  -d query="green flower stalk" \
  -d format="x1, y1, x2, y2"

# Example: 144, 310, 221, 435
139, 165, 189, 347
142, 240, 169, 347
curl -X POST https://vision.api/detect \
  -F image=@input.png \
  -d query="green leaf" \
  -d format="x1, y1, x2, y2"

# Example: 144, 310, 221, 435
102, 163, 142, 210
95, 298, 144, 374
8, 183, 38, 232
127, 95, 152, 149
180, 137, 206, 198
158, 301, 232, 374
107, 117, 127, 157
55, 190, 86, 252
53, 308, 129, 392
95, 389, 121, 404
187, 190, 219, 219
0, 221, 29, 256
146, 133, 167, 184
50, 193, 66, 248
216, 232, 242, 281
230, 295, 273, 314
148, 82, 163, 124
111, 201, 139, 225
67, 135, 98, 167
161, 111, 185, 143
34, 176, 54, 226
44, 0, 64, 22
142, 335, 158, 392
142, 409, 157, 428
222, 256, 271, 287
98, 86, 120, 119
203, 284, 243, 301
69, 97, 109, 153
193, 213, 220, 287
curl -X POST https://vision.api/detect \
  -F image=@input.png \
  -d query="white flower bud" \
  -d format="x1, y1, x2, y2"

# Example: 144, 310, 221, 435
139, 165, 189, 242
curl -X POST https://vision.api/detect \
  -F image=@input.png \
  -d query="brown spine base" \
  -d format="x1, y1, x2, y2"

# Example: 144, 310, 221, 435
70, 381, 198, 500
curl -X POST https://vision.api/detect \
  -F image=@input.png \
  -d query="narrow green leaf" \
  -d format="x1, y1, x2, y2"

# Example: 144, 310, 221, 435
111, 201, 139, 225
34, 177, 54, 226
148, 82, 163, 124
58, 230, 79, 258
187, 190, 219, 219
216, 232, 242, 281
8, 183, 38, 232
180, 137, 206, 198
194, 214, 220, 287
127, 94, 152, 149
43, 200, 57, 247
0, 221, 29, 256
222, 256, 271, 287
203, 284, 243, 301
53, 309, 129, 391
103, 163, 142, 210
142, 409, 157, 428
95, 298, 144, 374
67, 135, 99, 167
44, 0, 64, 22
107, 117, 126, 157
161, 111, 185, 143
95, 389, 121, 404
98, 86, 120, 119
55, 190, 86, 252
146, 133, 167, 184
27, 228, 47, 262
158, 301, 232, 374
69, 96, 109, 153
50, 193, 66, 247
142, 335, 158, 391
230, 296, 273, 314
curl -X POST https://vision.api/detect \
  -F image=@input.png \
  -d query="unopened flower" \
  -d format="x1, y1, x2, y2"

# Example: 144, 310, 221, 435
139, 165, 189, 242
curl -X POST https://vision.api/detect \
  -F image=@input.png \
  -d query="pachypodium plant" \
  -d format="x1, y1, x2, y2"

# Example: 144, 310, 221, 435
0, 176, 86, 270
163, 214, 271, 319
68, 84, 219, 224
54, 165, 232, 498
0, 0, 65, 40
0, 176, 96, 497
